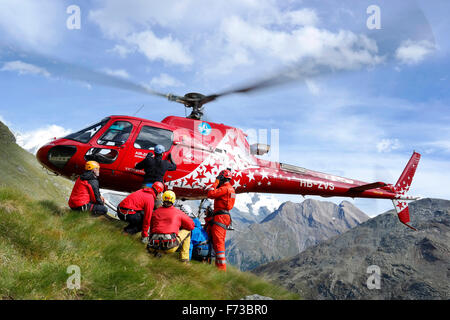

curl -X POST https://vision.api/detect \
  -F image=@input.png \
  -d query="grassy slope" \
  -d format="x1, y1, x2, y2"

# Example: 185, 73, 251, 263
0, 121, 298, 300
0, 121, 73, 205
0, 187, 298, 300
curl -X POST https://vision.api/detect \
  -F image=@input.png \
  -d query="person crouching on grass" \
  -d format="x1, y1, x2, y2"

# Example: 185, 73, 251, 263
146, 191, 194, 262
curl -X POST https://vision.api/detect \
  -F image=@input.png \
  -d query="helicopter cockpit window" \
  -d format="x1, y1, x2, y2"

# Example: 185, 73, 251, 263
134, 126, 173, 151
97, 121, 133, 146
64, 118, 110, 143
85, 148, 119, 164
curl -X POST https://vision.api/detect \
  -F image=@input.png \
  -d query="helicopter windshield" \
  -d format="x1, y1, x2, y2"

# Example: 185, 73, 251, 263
64, 118, 110, 143
97, 121, 133, 146
134, 125, 173, 151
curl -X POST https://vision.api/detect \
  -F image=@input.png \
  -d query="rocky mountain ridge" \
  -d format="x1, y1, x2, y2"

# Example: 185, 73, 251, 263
253, 198, 450, 300
226, 198, 369, 270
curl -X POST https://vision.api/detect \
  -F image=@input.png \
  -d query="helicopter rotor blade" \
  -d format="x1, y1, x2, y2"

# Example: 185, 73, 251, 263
0, 46, 172, 99
199, 60, 333, 105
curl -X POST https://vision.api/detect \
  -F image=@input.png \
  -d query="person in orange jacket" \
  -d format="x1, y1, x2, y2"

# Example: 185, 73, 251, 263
68, 161, 107, 216
117, 181, 164, 237
205, 169, 236, 271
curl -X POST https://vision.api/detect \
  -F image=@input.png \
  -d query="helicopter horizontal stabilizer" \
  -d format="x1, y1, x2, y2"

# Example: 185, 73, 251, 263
348, 182, 387, 192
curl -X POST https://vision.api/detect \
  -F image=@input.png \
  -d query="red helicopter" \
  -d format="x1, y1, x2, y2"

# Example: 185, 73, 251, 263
36, 87, 421, 230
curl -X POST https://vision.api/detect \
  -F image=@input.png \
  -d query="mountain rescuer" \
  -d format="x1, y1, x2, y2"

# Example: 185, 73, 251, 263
190, 217, 211, 262
135, 144, 176, 209
146, 190, 195, 262
135, 144, 176, 187
117, 181, 164, 236
68, 161, 108, 216
205, 169, 236, 271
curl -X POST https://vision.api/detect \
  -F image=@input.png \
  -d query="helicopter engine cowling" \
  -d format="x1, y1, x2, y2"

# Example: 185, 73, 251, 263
250, 143, 270, 156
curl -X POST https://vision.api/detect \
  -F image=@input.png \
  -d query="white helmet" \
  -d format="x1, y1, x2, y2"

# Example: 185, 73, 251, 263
175, 201, 194, 217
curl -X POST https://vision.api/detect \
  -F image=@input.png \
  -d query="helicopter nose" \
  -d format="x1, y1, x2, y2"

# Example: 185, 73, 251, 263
36, 143, 53, 170
36, 142, 77, 173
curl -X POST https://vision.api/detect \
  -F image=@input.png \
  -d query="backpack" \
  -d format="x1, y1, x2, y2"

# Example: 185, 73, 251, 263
191, 240, 211, 262
190, 218, 211, 262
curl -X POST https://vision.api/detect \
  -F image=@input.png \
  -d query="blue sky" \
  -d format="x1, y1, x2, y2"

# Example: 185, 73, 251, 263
0, 0, 449, 216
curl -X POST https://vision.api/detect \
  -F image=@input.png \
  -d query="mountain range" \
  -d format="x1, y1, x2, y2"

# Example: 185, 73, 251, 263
253, 198, 450, 300
226, 198, 369, 270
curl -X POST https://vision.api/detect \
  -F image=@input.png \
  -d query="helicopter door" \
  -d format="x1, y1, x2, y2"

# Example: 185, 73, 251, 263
84, 119, 141, 174
118, 124, 175, 185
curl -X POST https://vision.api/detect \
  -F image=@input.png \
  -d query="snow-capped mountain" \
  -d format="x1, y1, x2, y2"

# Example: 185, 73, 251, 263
232, 193, 282, 224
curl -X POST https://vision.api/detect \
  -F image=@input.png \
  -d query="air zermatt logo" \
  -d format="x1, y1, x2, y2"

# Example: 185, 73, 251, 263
198, 122, 212, 136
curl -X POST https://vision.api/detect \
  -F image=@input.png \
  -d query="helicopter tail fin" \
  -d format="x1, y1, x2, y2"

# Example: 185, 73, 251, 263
394, 151, 421, 195
392, 200, 416, 230
392, 152, 421, 231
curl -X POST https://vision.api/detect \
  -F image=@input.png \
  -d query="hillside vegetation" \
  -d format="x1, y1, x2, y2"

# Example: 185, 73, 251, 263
0, 187, 298, 300
0, 121, 298, 300
0, 121, 72, 205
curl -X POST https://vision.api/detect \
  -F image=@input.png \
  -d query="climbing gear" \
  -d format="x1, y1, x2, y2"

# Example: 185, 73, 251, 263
147, 233, 180, 251
206, 210, 232, 230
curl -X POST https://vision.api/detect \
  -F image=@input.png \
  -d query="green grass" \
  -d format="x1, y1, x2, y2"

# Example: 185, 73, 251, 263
0, 122, 73, 205
0, 187, 299, 300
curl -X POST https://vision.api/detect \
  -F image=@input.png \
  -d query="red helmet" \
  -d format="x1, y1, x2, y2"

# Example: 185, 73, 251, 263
152, 181, 165, 193
220, 169, 232, 180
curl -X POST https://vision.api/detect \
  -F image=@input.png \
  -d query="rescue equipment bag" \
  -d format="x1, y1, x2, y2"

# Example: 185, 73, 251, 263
191, 240, 211, 262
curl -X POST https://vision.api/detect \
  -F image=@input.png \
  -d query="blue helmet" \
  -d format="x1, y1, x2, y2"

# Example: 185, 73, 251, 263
154, 144, 165, 154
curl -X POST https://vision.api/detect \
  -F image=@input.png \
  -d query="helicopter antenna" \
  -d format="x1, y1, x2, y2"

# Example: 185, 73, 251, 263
133, 104, 145, 116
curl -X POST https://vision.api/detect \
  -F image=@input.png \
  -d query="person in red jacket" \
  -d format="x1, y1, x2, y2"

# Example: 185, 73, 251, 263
68, 161, 107, 216
205, 169, 236, 271
147, 190, 195, 262
117, 181, 164, 236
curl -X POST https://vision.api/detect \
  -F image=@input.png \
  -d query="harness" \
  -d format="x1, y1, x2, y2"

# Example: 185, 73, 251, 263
117, 207, 138, 221
118, 207, 137, 215
207, 210, 232, 230
147, 233, 180, 251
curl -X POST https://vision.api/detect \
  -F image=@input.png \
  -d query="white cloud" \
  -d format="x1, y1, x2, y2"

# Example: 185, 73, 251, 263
150, 73, 184, 88
15, 125, 71, 154
0, 114, 11, 127
126, 30, 193, 65
283, 8, 319, 27
376, 138, 401, 153
102, 68, 130, 79
395, 40, 435, 65
424, 140, 450, 153
89, 1, 383, 75
1, 61, 51, 77
305, 79, 320, 95
108, 45, 133, 58
0, 0, 64, 47
219, 16, 383, 70
89, 2, 194, 65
